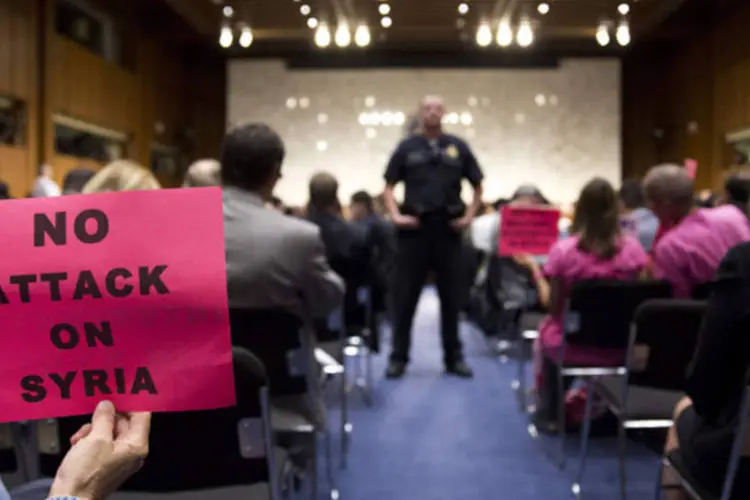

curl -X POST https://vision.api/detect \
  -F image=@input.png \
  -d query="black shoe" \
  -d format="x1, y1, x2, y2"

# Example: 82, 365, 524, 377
445, 359, 474, 378
385, 360, 406, 379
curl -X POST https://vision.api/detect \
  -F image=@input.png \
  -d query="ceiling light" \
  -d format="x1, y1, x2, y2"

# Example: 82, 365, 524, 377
364, 96, 376, 107
616, 21, 630, 46
354, 24, 371, 47
596, 24, 611, 46
476, 22, 492, 47
458, 3, 469, 15
516, 19, 534, 47
219, 24, 233, 48
307, 17, 318, 28
316, 140, 328, 152
378, 3, 391, 15
496, 20, 513, 46
537, 3, 550, 15
618, 3, 630, 15
380, 16, 392, 28
335, 22, 351, 47
238, 26, 253, 48
314, 23, 331, 47
222, 5, 234, 17
300, 4, 311, 15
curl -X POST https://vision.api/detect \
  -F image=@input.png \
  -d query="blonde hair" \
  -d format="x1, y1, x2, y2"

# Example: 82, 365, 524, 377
82, 160, 161, 193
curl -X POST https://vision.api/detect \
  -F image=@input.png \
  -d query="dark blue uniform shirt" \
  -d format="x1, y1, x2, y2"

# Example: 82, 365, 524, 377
384, 133, 483, 215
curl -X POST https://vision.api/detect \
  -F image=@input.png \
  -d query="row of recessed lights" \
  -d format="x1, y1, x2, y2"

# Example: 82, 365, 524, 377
378, 1, 393, 29
476, 19, 534, 47
596, 2, 633, 46
217, 3, 254, 48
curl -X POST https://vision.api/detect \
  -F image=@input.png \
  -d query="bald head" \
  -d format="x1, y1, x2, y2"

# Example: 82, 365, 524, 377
184, 159, 221, 188
420, 95, 445, 130
643, 164, 695, 221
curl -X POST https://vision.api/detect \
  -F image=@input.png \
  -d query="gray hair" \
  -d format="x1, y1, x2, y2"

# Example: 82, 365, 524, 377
184, 159, 221, 188
643, 163, 694, 208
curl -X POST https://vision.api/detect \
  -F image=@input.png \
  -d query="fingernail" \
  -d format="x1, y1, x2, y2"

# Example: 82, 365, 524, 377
97, 400, 114, 412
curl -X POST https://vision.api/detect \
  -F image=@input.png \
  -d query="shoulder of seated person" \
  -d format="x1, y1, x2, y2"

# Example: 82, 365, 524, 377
720, 242, 750, 274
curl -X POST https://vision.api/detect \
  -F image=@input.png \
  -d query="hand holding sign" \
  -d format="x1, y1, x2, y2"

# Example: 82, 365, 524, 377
0, 188, 235, 422
498, 205, 561, 256
49, 400, 150, 500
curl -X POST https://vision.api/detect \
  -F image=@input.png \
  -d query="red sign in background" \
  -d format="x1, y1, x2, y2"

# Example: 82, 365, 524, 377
498, 206, 561, 256
0, 188, 235, 422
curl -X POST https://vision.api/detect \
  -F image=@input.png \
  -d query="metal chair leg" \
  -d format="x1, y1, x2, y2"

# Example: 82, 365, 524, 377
572, 381, 595, 498
309, 434, 319, 500
556, 366, 567, 470
653, 458, 665, 500
617, 421, 628, 500
323, 428, 339, 499
515, 341, 527, 412
340, 348, 350, 469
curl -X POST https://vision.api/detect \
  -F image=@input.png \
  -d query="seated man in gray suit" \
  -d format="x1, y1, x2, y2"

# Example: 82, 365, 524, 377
222, 123, 344, 432
222, 123, 344, 320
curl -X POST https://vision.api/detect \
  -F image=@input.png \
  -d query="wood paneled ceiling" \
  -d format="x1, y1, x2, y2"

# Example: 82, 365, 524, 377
158, 0, 704, 57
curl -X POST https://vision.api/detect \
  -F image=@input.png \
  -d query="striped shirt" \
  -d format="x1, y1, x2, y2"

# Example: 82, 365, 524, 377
652, 205, 750, 297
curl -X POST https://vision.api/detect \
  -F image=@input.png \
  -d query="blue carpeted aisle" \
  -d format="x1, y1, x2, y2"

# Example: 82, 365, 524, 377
335, 288, 661, 500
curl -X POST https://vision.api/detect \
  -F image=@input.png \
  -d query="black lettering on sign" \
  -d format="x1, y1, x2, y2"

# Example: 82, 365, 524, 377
9, 274, 36, 303
40, 272, 68, 301
50, 321, 115, 350
33, 209, 109, 247
105, 268, 133, 297
20, 367, 158, 403
0, 285, 8, 305
73, 270, 103, 300
139, 265, 169, 295
74, 209, 109, 244
83, 370, 111, 396
49, 372, 76, 399
20, 375, 45, 402
33, 212, 66, 247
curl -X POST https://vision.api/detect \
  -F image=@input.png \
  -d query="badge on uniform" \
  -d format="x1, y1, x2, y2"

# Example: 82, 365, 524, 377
445, 144, 459, 159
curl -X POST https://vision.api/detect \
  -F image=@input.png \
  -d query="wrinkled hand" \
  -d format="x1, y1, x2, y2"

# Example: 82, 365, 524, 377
450, 216, 472, 231
49, 400, 151, 500
393, 214, 420, 229
512, 253, 536, 270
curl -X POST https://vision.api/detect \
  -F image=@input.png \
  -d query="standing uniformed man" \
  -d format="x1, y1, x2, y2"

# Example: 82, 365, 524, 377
382, 95, 484, 379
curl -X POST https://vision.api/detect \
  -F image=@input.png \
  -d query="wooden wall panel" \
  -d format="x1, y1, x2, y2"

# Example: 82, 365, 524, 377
623, 2, 750, 190
4, 0, 229, 192
0, 0, 40, 198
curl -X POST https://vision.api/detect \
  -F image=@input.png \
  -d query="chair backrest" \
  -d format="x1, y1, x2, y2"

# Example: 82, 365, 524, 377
0, 425, 16, 473
691, 282, 713, 300
627, 299, 706, 391
229, 308, 309, 397
720, 378, 750, 500
566, 279, 673, 349
46, 347, 277, 494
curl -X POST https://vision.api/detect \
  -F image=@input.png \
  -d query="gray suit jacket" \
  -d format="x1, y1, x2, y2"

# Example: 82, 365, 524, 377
224, 187, 344, 321
224, 187, 343, 429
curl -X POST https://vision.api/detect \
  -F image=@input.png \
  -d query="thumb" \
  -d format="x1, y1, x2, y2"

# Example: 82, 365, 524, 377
89, 400, 116, 440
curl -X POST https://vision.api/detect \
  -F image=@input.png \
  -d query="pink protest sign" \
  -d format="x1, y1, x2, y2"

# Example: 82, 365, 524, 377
498, 206, 561, 256
684, 158, 698, 179
0, 188, 235, 423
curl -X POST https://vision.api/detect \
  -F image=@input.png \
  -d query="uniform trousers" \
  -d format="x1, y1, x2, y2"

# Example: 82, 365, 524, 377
390, 212, 463, 365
